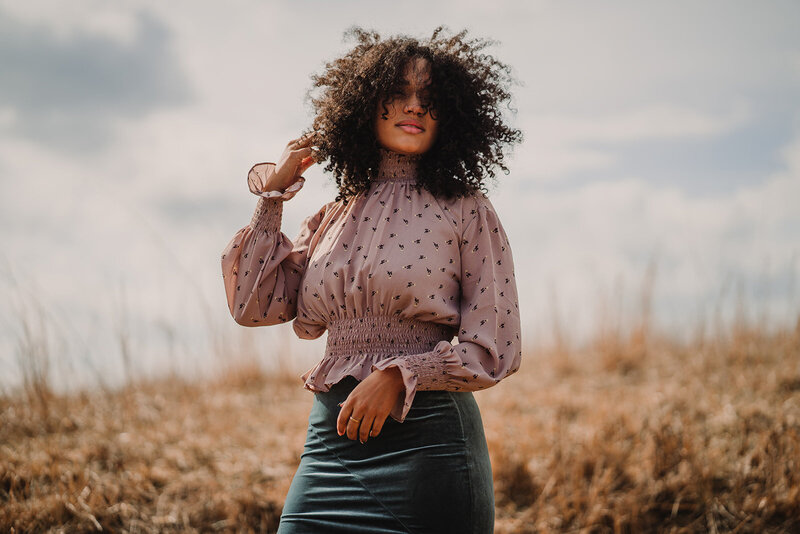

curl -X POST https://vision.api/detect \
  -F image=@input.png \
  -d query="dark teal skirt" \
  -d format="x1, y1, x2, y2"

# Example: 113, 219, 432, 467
277, 376, 494, 533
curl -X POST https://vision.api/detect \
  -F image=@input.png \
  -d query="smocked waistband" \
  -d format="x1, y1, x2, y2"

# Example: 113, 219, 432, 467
324, 315, 453, 361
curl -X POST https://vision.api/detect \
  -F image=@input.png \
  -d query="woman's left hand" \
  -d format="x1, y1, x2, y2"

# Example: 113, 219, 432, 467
337, 367, 405, 443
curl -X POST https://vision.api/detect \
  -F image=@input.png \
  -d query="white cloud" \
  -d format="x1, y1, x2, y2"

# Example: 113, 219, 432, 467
547, 103, 751, 143
0, 106, 16, 128
0, 0, 137, 43
514, 102, 751, 182
495, 129, 800, 346
0, 0, 141, 44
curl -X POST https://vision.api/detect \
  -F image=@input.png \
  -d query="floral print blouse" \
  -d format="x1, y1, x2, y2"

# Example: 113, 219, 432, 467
221, 148, 522, 423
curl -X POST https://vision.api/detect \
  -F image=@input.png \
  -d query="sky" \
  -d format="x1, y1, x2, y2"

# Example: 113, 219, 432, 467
1, 0, 799, 393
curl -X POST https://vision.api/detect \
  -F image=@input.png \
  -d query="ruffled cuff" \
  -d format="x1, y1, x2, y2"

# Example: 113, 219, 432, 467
246, 162, 306, 234
370, 340, 454, 423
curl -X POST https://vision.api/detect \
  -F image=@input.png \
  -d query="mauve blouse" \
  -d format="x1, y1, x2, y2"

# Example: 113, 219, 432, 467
221, 148, 522, 422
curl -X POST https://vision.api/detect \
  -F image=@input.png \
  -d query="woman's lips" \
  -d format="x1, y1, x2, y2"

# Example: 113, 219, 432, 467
396, 123, 424, 134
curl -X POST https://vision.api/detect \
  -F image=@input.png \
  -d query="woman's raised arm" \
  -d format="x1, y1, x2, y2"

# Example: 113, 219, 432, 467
221, 149, 326, 326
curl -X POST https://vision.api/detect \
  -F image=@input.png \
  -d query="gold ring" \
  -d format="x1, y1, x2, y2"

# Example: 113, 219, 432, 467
349, 416, 362, 423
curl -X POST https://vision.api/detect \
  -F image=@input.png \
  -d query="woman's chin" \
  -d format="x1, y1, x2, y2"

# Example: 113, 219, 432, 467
382, 140, 430, 156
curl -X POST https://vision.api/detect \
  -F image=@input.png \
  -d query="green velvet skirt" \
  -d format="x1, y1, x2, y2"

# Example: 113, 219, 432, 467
277, 376, 494, 533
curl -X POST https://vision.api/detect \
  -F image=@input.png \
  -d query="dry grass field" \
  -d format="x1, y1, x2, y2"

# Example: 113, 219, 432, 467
2, 319, 799, 533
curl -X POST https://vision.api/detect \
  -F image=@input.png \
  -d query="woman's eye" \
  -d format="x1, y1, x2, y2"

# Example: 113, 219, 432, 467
383, 88, 434, 110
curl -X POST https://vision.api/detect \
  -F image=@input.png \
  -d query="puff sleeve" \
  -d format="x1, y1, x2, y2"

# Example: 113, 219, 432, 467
221, 162, 324, 326
371, 194, 522, 422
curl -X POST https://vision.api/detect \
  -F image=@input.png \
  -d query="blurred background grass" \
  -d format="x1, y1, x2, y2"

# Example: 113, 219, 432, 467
2, 272, 799, 532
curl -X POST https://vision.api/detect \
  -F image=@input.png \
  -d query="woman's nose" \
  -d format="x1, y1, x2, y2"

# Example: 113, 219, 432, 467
403, 95, 424, 115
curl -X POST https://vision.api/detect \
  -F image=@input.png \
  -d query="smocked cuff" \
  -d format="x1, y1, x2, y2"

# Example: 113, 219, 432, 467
247, 162, 305, 201
249, 196, 283, 234
246, 162, 306, 234
370, 340, 453, 423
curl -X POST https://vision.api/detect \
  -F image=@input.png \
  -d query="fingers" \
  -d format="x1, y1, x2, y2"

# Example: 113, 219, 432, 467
337, 400, 364, 440
369, 415, 386, 438
291, 146, 313, 159
288, 146, 313, 170
297, 131, 317, 148
345, 406, 368, 441
359, 413, 376, 443
346, 416, 361, 441
336, 401, 352, 436
281, 133, 318, 179
336, 372, 398, 444
278, 146, 315, 179
337, 401, 384, 444
287, 131, 317, 149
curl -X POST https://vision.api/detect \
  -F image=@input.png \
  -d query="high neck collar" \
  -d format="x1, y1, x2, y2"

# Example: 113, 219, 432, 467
374, 148, 421, 182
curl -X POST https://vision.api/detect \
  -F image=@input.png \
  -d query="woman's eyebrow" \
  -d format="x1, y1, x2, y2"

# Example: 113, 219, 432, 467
387, 79, 433, 96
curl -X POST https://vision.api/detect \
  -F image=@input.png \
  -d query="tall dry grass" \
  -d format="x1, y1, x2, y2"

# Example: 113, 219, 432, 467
2, 280, 799, 532
485, 317, 800, 533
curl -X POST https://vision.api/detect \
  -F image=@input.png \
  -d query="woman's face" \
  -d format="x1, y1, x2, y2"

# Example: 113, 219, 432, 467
374, 57, 438, 156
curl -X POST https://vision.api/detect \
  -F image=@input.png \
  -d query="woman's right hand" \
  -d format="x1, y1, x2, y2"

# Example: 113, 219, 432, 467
263, 132, 318, 192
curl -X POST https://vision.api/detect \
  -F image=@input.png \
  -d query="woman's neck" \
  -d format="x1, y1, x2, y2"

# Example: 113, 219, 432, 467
375, 148, 421, 182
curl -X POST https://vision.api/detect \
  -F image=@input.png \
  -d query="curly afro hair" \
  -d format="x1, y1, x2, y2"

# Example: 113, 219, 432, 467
305, 26, 523, 203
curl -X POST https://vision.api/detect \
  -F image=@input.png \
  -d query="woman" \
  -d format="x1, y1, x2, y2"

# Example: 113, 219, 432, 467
221, 26, 523, 533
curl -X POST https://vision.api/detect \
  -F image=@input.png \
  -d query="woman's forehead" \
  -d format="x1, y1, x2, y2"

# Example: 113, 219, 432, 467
400, 57, 433, 88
